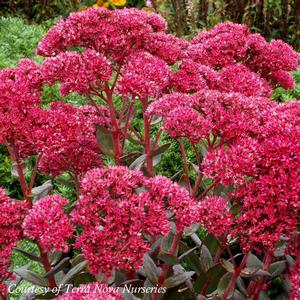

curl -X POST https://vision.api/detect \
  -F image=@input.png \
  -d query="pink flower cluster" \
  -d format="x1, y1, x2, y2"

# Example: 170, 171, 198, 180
198, 196, 233, 237
35, 102, 107, 177
72, 166, 169, 276
72, 166, 199, 277
202, 101, 300, 252
23, 195, 74, 253
0, 188, 28, 295
170, 60, 272, 97
148, 90, 274, 144
41, 49, 112, 96
0, 60, 42, 157
37, 8, 167, 63
117, 51, 170, 99
189, 22, 300, 89
57, 283, 123, 300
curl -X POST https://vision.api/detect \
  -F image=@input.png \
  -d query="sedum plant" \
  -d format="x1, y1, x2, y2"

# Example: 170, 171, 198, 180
0, 7, 299, 300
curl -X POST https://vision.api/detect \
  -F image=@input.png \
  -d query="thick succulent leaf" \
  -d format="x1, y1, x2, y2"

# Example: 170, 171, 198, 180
14, 268, 49, 287
220, 259, 234, 273
269, 261, 287, 276
143, 254, 160, 285
217, 272, 233, 298
96, 125, 114, 157
31, 180, 53, 202
158, 253, 179, 266
60, 260, 88, 285
129, 154, 146, 170
164, 271, 195, 289
44, 257, 70, 278
246, 253, 263, 269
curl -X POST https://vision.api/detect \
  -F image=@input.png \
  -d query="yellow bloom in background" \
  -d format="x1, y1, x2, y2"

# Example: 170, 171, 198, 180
110, 0, 126, 6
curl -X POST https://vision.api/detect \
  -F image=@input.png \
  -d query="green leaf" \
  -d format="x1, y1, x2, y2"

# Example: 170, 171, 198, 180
14, 268, 49, 287
95, 125, 114, 157
150, 115, 162, 125
129, 154, 146, 170
269, 261, 287, 276
164, 271, 195, 288
199, 245, 213, 273
220, 259, 235, 273
31, 180, 53, 202
152, 143, 171, 156
217, 272, 233, 297
246, 253, 263, 269
179, 241, 203, 275
158, 253, 179, 266
241, 267, 270, 278
60, 260, 88, 285
44, 257, 70, 279
143, 254, 160, 285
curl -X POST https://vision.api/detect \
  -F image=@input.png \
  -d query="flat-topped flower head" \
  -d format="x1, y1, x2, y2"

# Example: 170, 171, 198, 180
41, 49, 112, 96
0, 188, 28, 295
117, 51, 170, 99
35, 102, 106, 177
23, 195, 74, 253
0, 59, 43, 157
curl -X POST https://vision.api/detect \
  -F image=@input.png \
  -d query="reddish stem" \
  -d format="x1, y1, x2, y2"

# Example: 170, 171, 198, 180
151, 231, 182, 300
197, 180, 220, 201
142, 99, 154, 176
252, 251, 273, 300
222, 253, 249, 299
105, 85, 122, 164
179, 138, 191, 192
28, 155, 41, 192
192, 172, 203, 197
121, 101, 134, 151
37, 244, 57, 288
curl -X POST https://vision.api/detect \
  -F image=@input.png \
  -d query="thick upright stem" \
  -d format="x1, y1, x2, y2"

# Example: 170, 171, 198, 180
179, 138, 191, 192
105, 86, 122, 164
142, 100, 154, 176
252, 251, 273, 300
37, 244, 57, 288
222, 253, 249, 299
151, 231, 182, 300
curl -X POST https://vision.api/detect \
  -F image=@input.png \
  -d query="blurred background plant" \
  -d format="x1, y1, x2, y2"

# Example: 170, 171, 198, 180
1, 0, 300, 51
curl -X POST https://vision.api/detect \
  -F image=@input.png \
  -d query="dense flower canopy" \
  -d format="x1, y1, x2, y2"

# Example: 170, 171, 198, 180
72, 166, 199, 276
0, 188, 27, 295
23, 195, 74, 253
35, 102, 107, 177
0, 59, 42, 157
0, 7, 299, 299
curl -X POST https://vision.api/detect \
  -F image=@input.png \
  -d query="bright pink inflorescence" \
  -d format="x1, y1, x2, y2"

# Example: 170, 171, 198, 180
202, 101, 300, 252
0, 188, 28, 295
198, 196, 233, 237
0, 59, 42, 157
72, 166, 198, 277
117, 51, 170, 99
35, 102, 108, 177
23, 195, 74, 253
57, 283, 124, 300
41, 49, 112, 96
189, 22, 300, 89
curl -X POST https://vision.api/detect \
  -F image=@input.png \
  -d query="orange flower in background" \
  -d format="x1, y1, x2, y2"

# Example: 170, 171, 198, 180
93, 0, 126, 8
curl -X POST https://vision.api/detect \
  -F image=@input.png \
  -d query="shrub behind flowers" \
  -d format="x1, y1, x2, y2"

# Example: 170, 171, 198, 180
0, 8, 299, 300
